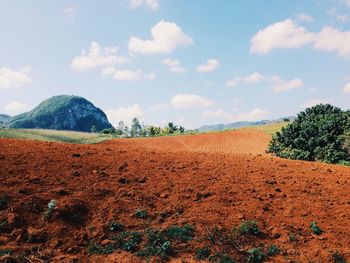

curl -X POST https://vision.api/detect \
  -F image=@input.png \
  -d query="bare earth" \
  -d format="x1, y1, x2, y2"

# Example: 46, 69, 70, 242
0, 128, 349, 262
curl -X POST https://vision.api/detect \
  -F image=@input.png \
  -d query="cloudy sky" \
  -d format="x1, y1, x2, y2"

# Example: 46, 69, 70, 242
1, 0, 350, 128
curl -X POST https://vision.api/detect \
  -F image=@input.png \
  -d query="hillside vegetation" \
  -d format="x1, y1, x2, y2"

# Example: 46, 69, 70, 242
4, 95, 113, 132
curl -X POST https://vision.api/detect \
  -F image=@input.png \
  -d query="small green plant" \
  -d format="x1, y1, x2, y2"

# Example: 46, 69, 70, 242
332, 251, 347, 263
267, 244, 280, 256
43, 199, 57, 219
112, 231, 142, 252
135, 208, 148, 219
0, 194, 9, 210
247, 247, 266, 263
136, 229, 172, 259
288, 233, 297, 242
239, 220, 260, 235
88, 243, 116, 255
166, 224, 194, 242
109, 221, 124, 232
195, 247, 211, 260
310, 222, 323, 235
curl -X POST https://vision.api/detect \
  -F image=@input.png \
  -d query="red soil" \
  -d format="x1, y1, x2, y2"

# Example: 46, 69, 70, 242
0, 129, 349, 262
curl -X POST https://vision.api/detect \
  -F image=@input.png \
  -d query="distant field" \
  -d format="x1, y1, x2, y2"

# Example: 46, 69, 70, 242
0, 128, 113, 144
249, 121, 289, 135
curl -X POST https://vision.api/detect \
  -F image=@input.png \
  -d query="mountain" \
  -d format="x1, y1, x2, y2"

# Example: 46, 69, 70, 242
0, 114, 10, 126
6, 95, 113, 132
197, 117, 295, 132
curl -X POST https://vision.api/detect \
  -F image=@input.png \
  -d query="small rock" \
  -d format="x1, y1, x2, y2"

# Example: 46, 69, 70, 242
160, 193, 169, 199
237, 214, 245, 219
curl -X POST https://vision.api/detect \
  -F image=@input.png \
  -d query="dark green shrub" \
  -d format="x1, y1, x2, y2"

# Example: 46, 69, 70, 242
310, 222, 323, 235
0, 249, 12, 256
288, 233, 297, 242
332, 251, 347, 263
135, 208, 148, 219
247, 247, 266, 263
195, 247, 211, 260
43, 199, 57, 219
239, 221, 260, 235
268, 104, 350, 164
166, 224, 194, 242
267, 244, 280, 256
88, 243, 116, 254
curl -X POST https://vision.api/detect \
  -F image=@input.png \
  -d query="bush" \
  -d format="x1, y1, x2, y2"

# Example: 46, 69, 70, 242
239, 221, 260, 235
136, 229, 172, 259
109, 221, 124, 232
268, 104, 350, 164
267, 244, 280, 256
166, 224, 194, 242
332, 251, 347, 263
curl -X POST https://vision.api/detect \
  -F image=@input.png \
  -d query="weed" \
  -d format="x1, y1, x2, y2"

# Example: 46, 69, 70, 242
166, 224, 194, 242
135, 208, 148, 219
247, 247, 266, 263
88, 243, 116, 255
208, 226, 224, 244
112, 231, 142, 252
289, 233, 297, 242
332, 251, 347, 263
267, 244, 280, 256
195, 247, 211, 260
43, 199, 57, 220
109, 221, 124, 232
0, 194, 9, 210
136, 229, 172, 259
310, 222, 323, 235
239, 220, 260, 235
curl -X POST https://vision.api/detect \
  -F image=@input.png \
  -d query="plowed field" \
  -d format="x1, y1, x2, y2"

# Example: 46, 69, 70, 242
0, 128, 349, 262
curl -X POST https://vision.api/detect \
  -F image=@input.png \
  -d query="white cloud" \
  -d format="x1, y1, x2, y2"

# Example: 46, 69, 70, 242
250, 19, 315, 54
161, 58, 186, 73
196, 59, 220, 73
149, 103, 169, 111
296, 13, 314, 22
336, 14, 349, 22
313, 26, 350, 58
171, 94, 214, 108
71, 41, 128, 72
5, 101, 28, 114
64, 6, 76, 17
270, 75, 303, 92
344, 82, 350, 93
202, 108, 269, 122
251, 18, 350, 58
102, 66, 145, 81
301, 99, 329, 109
128, 20, 193, 55
105, 104, 144, 126
225, 72, 265, 87
129, 0, 159, 10
245, 72, 265, 83
0, 67, 32, 90
144, 73, 156, 80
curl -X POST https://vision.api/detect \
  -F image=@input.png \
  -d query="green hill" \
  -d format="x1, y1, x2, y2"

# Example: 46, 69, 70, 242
6, 95, 113, 132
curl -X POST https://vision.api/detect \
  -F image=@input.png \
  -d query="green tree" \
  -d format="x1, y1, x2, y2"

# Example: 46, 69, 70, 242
130, 118, 142, 137
167, 122, 178, 134
268, 104, 350, 164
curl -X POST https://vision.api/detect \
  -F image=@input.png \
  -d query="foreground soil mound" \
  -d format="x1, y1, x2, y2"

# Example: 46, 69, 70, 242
0, 129, 349, 262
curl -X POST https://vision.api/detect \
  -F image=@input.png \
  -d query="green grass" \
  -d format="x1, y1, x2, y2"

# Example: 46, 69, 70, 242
249, 122, 290, 136
0, 128, 113, 144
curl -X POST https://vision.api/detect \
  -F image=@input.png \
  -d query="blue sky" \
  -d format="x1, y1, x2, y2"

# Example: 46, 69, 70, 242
1, 0, 350, 129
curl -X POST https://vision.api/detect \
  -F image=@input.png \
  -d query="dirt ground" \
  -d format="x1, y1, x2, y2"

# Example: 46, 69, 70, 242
0, 129, 349, 262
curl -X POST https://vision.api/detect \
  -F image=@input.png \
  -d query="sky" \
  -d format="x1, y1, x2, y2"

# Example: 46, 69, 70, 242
1, 0, 350, 129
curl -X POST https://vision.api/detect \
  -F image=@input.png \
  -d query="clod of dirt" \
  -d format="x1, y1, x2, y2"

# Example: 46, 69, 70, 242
72, 153, 81, 158
194, 192, 212, 201
71, 170, 80, 177
26, 226, 48, 243
118, 161, 128, 172
56, 199, 89, 227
